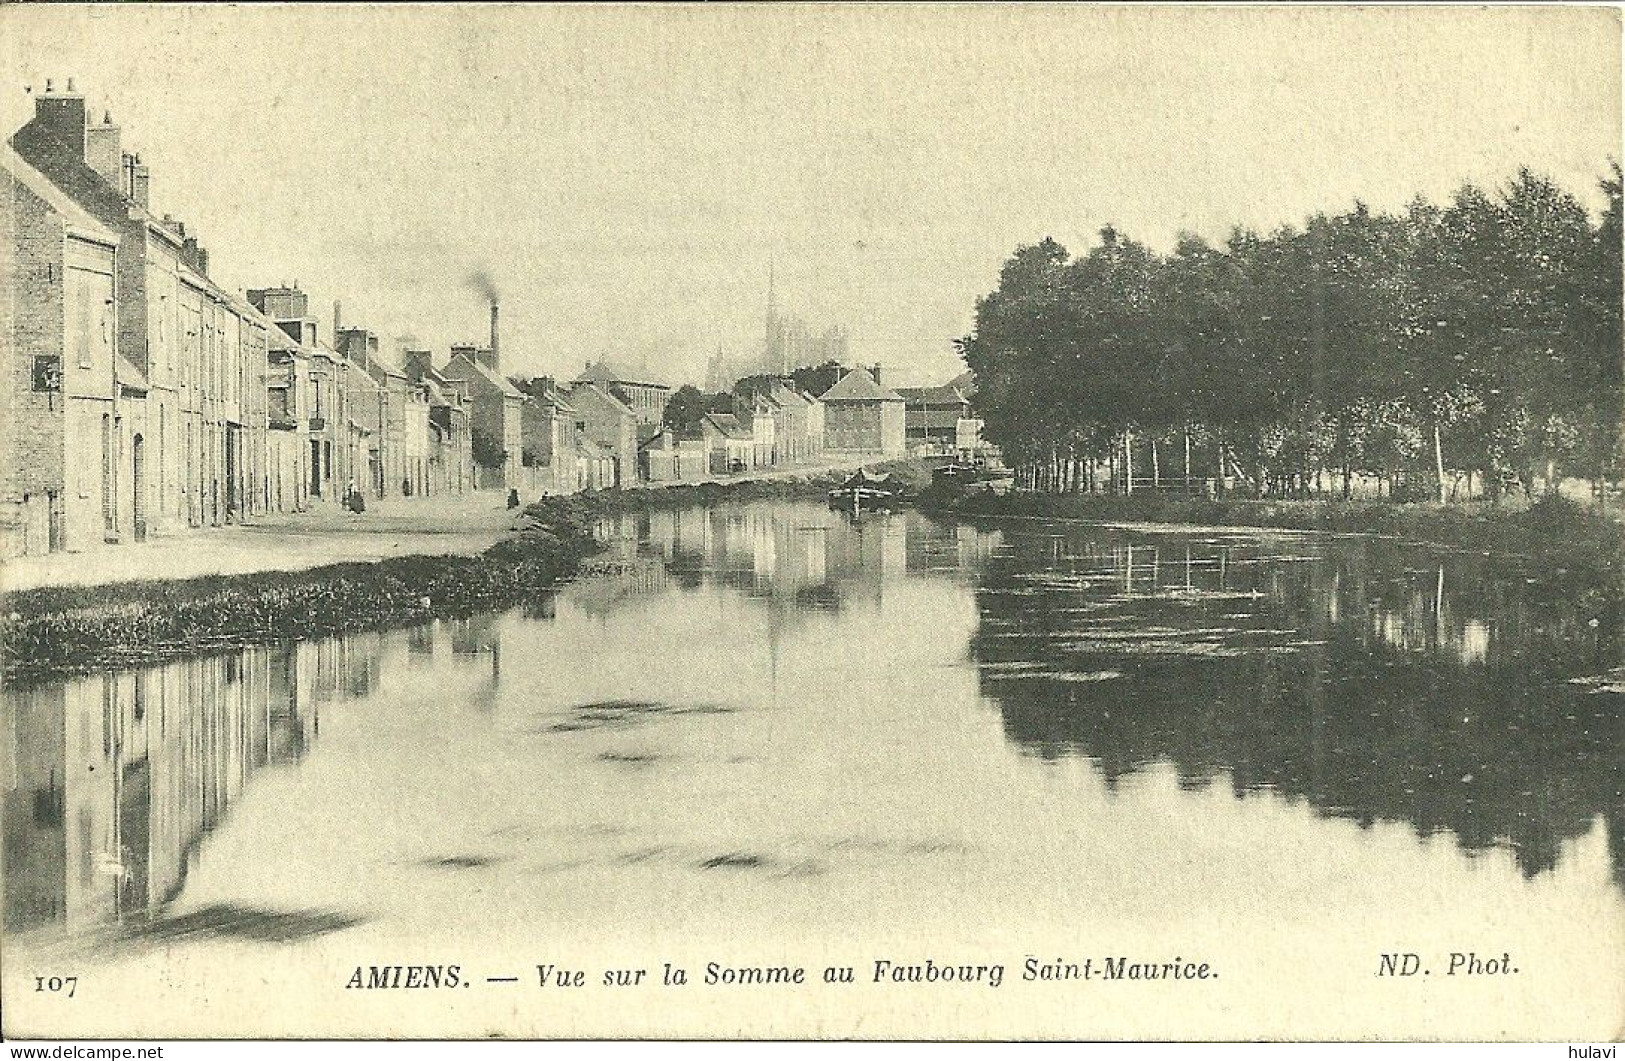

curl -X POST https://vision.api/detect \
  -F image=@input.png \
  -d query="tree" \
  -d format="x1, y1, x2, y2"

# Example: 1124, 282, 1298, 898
790, 360, 846, 398
955, 166, 1618, 504
663, 384, 709, 430
472, 433, 506, 470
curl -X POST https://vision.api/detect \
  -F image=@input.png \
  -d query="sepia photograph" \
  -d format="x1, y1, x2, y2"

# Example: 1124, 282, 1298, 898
0, 2, 1620, 1046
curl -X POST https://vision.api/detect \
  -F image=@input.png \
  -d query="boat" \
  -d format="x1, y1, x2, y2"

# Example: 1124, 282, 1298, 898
828, 468, 905, 512
930, 458, 1015, 495
931, 461, 979, 487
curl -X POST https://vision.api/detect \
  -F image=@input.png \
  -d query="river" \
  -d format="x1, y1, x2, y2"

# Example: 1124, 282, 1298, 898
3, 499, 1620, 1038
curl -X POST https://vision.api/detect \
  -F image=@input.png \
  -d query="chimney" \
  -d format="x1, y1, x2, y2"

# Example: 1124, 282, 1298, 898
132, 154, 150, 209
871, 363, 883, 386
32, 79, 87, 162
334, 301, 342, 338
489, 301, 500, 374
85, 111, 121, 188
181, 236, 208, 277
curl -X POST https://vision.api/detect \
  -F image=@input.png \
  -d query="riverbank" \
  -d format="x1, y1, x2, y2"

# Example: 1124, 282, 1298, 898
0, 492, 524, 594
927, 489, 1625, 564
0, 466, 874, 684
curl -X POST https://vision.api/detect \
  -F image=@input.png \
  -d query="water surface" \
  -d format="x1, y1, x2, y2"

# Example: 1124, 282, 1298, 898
4, 501, 1620, 1038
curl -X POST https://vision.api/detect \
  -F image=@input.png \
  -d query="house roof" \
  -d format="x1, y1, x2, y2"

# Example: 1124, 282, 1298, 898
262, 320, 301, 355
577, 359, 670, 390
0, 143, 121, 245
703, 412, 752, 440
641, 426, 701, 450
570, 380, 635, 417
523, 379, 576, 414
818, 368, 904, 403
443, 353, 524, 398
895, 384, 969, 406
948, 370, 977, 397
235, 298, 309, 360
771, 382, 814, 407
8, 121, 133, 239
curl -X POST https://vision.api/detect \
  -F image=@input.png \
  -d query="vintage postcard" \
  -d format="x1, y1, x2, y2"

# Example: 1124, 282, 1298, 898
0, 2, 1620, 1044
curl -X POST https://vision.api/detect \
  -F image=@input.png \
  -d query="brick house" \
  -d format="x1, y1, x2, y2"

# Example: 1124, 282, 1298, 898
11, 84, 267, 535
261, 316, 311, 515
441, 345, 523, 489
567, 381, 637, 488
402, 350, 474, 496
0, 143, 130, 556
818, 368, 906, 456
895, 382, 972, 455
701, 412, 754, 474
248, 287, 352, 504
638, 425, 708, 483
576, 359, 670, 426
517, 377, 581, 496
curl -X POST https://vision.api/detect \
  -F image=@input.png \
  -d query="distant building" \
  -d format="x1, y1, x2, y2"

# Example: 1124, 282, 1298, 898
259, 308, 310, 514
705, 267, 851, 388
576, 359, 671, 426
403, 351, 475, 496
702, 411, 754, 474
896, 382, 973, 455
517, 377, 580, 496
568, 381, 637, 488
249, 285, 350, 504
818, 368, 905, 456
638, 424, 708, 483
441, 343, 522, 489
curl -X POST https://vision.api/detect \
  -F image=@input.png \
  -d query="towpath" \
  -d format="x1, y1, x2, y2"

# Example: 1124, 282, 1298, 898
1, 456, 879, 594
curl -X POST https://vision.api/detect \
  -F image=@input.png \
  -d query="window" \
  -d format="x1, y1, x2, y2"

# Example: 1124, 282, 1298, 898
32, 356, 61, 393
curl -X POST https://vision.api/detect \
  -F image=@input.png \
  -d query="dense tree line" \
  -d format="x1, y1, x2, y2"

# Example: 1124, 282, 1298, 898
958, 167, 1622, 502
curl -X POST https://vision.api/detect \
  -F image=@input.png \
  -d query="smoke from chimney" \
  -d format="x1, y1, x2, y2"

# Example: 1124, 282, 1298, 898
466, 269, 500, 304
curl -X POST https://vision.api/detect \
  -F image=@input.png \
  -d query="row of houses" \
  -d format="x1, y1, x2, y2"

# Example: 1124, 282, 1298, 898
0, 83, 519, 558
511, 360, 915, 491
0, 81, 943, 560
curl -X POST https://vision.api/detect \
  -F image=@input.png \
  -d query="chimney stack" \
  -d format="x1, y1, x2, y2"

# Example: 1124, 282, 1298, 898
85, 110, 121, 188
871, 363, 883, 387
489, 301, 500, 374
181, 236, 208, 277
132, 154, 150, 209
33, 78, 87, 163
334, 300, 343, 339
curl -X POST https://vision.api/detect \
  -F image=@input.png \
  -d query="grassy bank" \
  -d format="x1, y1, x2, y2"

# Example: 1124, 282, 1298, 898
926, 488, 1625, 565
0, 469, 859, 685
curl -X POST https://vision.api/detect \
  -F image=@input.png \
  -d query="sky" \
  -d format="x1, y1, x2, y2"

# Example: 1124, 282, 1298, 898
2, 5, 1618, 388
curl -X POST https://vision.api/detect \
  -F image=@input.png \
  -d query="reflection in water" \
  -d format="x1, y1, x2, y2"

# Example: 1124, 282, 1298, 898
3, 501, 1619, 954
972, 528, 1623, 884
1, 618, 515, 938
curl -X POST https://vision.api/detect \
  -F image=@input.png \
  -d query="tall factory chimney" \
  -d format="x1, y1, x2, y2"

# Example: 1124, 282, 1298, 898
488, 300, 500, 374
